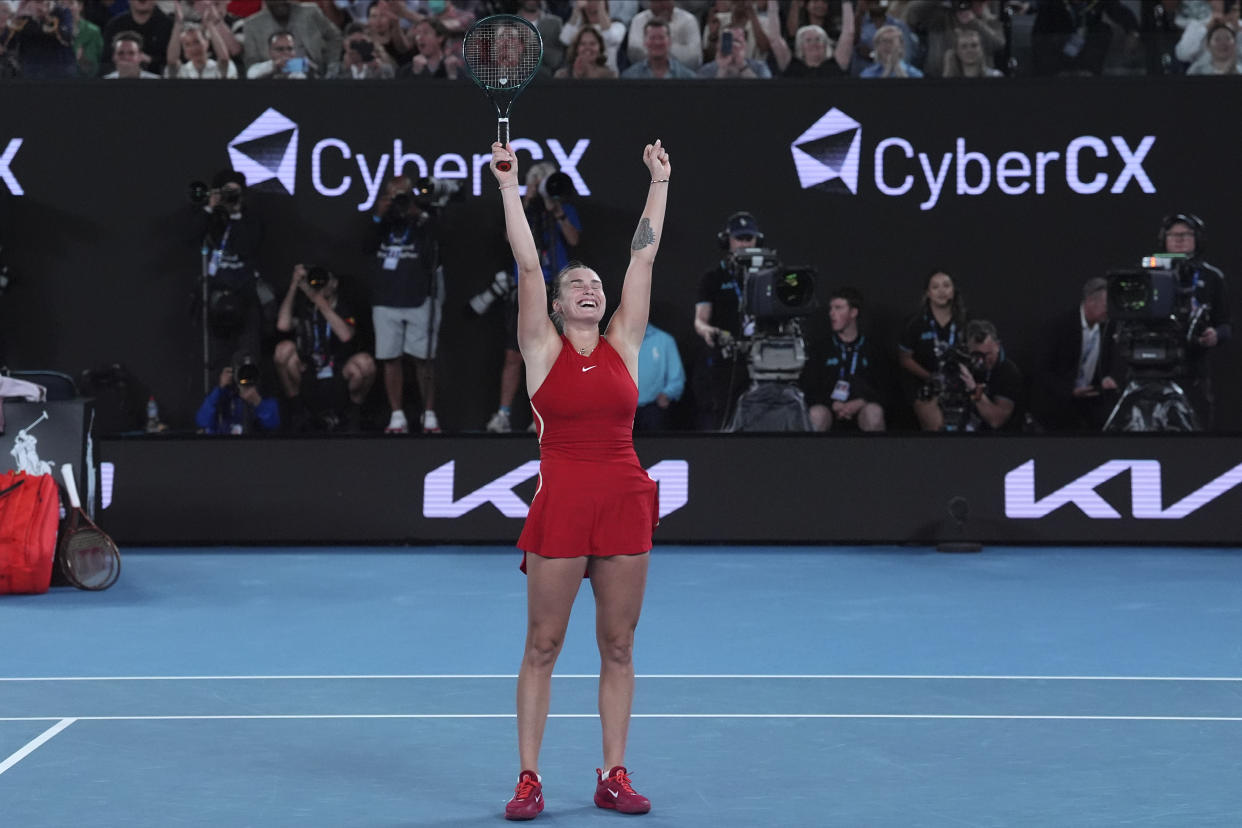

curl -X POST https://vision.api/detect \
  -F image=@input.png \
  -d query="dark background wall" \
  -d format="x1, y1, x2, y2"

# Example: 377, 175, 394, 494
1, 77, 1238, 432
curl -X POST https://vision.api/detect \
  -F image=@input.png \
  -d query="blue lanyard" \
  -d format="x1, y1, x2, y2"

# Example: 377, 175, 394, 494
388, 226, 411, 246
928, 312, 956, 348
836, 335, 863, 379
311, 309, 331, 353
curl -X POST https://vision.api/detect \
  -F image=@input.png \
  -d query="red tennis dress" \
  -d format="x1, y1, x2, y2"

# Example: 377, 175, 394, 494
517, 335, 659, 571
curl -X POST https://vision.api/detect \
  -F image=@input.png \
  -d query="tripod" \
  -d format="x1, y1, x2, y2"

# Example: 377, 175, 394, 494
1103, 373, 1200, 432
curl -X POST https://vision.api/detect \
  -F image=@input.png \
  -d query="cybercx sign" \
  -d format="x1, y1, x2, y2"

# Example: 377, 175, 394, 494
1004, 459, 1242, 520
791, 108, 1156, 211
1, 138, 24, 195
422, 459, 688, 520
227, 107, 590, 211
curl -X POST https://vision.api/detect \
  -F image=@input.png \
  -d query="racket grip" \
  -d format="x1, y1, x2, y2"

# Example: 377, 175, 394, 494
496, 119, 511, 171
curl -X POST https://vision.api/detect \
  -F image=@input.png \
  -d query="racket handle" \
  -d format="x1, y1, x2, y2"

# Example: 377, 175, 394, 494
496, 118, 511, 171
60, 463, 82, 509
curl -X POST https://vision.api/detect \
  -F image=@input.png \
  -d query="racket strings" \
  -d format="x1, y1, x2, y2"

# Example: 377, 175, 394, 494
62, 525, 120, 590
463, 22, 541, 89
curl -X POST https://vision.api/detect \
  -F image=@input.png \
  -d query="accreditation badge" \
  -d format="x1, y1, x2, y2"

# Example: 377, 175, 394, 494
831, 381, 851, 402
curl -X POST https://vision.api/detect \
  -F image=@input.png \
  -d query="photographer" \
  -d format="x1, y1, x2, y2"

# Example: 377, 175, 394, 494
898, 269, 967, 431
370, 175, 444, 434
801, 287, 886, 432
0, 0, 76, 79
1031, 276, 1118, 432
195, 355, 280, 435
275, 264, 376, 433
691, 211, 762, 431
328, 22, 393, 78
194, 169, 267, 379
1159, 212, 1230, 428
953, 319, 1022, 432
484, 162, 580, 433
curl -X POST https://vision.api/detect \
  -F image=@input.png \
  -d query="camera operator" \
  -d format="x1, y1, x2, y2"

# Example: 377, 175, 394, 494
194, 169, 267, 379
0, 0, 76, 79
275, 264, 376, 432
195, 354, 280, 435
370, 174, 444, 434
484, 162, 580, 433
952, 319, 1022, 432
1031, 276, 1118, 432
692, 211, 762, 431
800, 287, 886, 432
1158, 212, 1230, 428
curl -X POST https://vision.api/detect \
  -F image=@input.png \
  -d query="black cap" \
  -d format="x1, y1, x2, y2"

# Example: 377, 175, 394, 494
726, 212, 760, 238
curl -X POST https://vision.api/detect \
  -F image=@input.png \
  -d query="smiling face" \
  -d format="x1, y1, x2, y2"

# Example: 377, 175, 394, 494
574, 28, 603, 63
552, 267, 606, 326
926, 272, 955, 309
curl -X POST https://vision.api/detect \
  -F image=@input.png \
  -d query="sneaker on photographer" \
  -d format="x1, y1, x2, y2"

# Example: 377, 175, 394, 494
385, 410, 408, 434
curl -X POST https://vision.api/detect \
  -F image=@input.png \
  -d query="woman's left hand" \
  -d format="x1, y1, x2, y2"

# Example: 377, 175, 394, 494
643, 139, 671, 180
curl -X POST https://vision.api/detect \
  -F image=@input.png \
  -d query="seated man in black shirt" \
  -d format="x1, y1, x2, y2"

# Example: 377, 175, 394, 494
801, 287, 886, 432
274, 264, 376, 432
954, 319, 1023, 432
1031, 276, 1118, 432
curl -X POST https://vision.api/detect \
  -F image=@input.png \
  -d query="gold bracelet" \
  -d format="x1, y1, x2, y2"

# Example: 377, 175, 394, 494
651, 179, 670, 184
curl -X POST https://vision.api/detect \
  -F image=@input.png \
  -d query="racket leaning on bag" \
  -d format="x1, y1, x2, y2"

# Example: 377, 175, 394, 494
58, 463, 120, 591
461, 14, 544, 171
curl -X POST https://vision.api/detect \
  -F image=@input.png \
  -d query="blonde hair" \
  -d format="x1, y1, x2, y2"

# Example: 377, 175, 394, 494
794, 25, 832, 64
872, 25, 908, 77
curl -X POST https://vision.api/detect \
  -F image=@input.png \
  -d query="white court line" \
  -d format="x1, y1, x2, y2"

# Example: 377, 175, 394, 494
1, 674, 1241, 682
0, 714, 1239, 723
0, 718, 76, 776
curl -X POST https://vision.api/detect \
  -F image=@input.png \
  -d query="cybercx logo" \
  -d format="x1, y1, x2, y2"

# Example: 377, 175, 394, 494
1004, 459, 1242, 520
790, 107, 1157, 211
227, 107, 591, 211
1, 138, 24, 195
422, 460, 688, 520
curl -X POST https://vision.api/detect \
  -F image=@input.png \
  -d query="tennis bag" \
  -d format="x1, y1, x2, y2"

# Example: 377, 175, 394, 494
0, 471, 60, 594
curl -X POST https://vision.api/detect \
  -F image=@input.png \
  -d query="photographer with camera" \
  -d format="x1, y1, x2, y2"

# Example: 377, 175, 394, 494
484, 162, 580, 433
1031, 276, 1118, 432
690, 211, 765, 431
195, 354, 280, 435
898, 269, 967, 431
801, 287, 886, 432
193, 169, 268, 390
275, 264, 376, 433
370, 174, 445, 434
0, 0, 76, 79
951, 319, 1022, 432
329, 21, 394, 78
1158, 212, 1230, 428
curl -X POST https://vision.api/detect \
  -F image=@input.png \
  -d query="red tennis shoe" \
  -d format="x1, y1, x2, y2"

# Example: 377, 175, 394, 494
505, 770, 544, 820
594, 766, 651, 814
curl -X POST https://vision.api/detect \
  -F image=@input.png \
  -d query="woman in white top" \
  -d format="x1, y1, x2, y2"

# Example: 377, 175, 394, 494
1187, 20, 1242, 73
165, 4, 236, 78
560, 0, 626, 74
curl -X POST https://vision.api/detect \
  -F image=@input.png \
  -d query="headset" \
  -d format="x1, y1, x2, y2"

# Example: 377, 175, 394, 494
717, 211, 765, 250
1158, 212, 1206, 253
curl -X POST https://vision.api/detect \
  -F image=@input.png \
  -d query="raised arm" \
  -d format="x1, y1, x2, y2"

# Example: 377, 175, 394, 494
490, 142, 559, 364
606, 140, 672, 361
834, 0, 855, 71
765, 0, 791, 71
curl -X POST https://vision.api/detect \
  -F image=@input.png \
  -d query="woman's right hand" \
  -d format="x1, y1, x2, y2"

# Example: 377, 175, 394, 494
490, 142, 518, 188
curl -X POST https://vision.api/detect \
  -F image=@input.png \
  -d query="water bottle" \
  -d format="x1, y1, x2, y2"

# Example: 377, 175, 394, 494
145, 396, 160, 433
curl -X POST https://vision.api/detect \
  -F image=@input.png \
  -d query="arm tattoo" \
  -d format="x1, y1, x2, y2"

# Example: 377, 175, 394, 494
631, 218, 656, 252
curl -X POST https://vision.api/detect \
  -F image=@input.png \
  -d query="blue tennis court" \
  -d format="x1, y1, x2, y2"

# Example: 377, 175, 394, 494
3, 546, 1241, 826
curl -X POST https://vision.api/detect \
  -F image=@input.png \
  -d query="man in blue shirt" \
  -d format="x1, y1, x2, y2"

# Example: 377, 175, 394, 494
635, 322, 686, 431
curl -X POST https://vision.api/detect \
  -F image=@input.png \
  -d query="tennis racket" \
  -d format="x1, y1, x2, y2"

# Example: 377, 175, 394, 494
461, 15, 544, 172
58, 464, 120, 591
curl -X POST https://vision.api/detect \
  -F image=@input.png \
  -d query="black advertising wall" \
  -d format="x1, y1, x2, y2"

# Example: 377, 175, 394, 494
1, 77, 1240, 431
100, 435, 1242, 545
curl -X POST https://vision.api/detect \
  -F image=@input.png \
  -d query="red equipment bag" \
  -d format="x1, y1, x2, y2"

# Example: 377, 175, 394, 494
0, 471, 61, 595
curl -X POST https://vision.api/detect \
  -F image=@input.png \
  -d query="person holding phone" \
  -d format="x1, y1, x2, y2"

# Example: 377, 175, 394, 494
329, 22, 393, 78
697, 23, 772, 76
246, 30, 314, 78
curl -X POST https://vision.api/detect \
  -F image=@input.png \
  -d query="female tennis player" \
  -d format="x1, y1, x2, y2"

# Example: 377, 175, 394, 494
491, 137, 670, 820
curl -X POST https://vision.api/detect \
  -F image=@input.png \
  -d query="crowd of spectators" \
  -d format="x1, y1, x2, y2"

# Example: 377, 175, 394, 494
3, 1, 1241, 82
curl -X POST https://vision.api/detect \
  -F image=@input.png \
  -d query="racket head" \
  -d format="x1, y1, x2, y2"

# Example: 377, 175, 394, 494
58, 508, 121, 591
462, 14, 544, 107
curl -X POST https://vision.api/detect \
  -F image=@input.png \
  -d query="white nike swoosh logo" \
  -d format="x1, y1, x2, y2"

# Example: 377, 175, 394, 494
582, 366, 596, 372
608, 789, 619, 798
